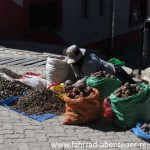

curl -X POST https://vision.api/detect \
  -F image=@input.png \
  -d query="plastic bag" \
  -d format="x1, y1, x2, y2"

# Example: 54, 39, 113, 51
86, 76, 122, 99
16, 76, 47, 89
0, 96, 19, 106
49, 83, 65, 102
131, 123, 150, 142
22, 72, 42, 78
110, 83, 150, 128
102, 98, 114, 121
63, 88, 101, 125
46, 57, 70, 85
107, 58, 125, 66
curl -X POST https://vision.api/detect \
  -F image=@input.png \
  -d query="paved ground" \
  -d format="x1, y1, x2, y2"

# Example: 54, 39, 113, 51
0, 42, 150, 150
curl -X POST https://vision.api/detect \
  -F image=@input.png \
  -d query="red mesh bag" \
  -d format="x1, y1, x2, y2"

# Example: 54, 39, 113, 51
102, 97, 114, 121
63, 88, 101, 125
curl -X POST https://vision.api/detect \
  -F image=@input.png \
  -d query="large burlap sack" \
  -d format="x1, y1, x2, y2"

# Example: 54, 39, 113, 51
46, 57, 70, 84
110, 83, 150, 129
63, 88, 101, 125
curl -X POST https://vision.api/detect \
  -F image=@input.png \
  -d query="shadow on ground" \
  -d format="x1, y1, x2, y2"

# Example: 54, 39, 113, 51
81, 118, 127, 132
0, 39, 67, 55
1, 39, 150, 70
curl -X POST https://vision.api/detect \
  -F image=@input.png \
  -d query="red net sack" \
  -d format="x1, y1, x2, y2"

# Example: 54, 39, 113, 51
63, 88, 101, 125
102, 97, 114, 121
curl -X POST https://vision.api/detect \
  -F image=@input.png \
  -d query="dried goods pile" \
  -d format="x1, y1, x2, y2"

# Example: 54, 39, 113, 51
0, 68, 22, 79
91, 71, 115, 78
0, 77, 32, 100
65, 83, 93, 99
115, 83, 143, 98
12, 88, 65, 115
140, 123, 150, 134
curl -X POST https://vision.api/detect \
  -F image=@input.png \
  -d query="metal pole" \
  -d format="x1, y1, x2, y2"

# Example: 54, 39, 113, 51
110, 0, 116, 58
138, 25, 144, 76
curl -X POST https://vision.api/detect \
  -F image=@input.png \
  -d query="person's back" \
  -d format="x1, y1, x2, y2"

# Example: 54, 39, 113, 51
81, 53, 114, 77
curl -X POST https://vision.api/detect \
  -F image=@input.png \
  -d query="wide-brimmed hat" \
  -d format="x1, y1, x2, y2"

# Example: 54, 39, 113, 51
63, 45, 86, 64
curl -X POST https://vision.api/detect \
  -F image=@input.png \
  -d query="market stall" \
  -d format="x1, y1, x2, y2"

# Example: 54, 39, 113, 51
0, 56, 150, 142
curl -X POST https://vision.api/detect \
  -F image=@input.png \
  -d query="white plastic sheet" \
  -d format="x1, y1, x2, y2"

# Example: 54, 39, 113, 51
141, 67, 150, 84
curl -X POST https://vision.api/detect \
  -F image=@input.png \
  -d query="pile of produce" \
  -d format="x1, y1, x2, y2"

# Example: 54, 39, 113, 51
0, 68, 22, 79
115, 83, 143, 98
140, 123, 150, 134
91, 71, 115, 78
12, 88, 65, 115
65, 83, 93, 99
0, 77, 32, 100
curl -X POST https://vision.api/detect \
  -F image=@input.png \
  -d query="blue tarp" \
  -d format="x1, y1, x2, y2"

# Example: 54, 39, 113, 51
0, 96, 19, 105
131, 123, 150, 142
4, 98, 56, 122
0, 90, 28, 106
27, 113, 56, 122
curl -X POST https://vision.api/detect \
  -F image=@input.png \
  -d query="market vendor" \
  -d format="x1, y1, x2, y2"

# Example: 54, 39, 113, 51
63, 45, 135, 84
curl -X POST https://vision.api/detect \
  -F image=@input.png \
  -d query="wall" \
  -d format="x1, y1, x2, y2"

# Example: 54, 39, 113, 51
57, 0, 112, 45
1, 0, 150, 47
57, 0, 150, 46
148, 0, 150, 16
0, 0, 28, 37
115, 0, 150, 34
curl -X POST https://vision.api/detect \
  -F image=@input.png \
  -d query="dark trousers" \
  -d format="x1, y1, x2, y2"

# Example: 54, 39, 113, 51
115, 65, 136, 84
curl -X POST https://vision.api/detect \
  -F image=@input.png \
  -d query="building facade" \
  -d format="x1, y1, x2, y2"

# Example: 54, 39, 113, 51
0, 0, 149, 51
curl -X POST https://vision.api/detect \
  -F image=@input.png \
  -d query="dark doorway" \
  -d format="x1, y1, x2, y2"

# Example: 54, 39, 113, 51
29, 2, 60, 30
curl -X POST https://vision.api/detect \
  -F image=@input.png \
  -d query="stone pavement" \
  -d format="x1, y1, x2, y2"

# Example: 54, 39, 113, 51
0, 44, 149, 150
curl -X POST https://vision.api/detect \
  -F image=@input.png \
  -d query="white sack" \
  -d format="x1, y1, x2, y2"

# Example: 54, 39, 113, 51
46, 57, 70, 84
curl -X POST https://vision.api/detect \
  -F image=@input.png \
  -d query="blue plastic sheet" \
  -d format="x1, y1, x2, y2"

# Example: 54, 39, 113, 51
131, 123, 150, 142
0, 96, 19, 106
0, 90, 28, 106
4, 99, 56, 122
28, 113, 56, 122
